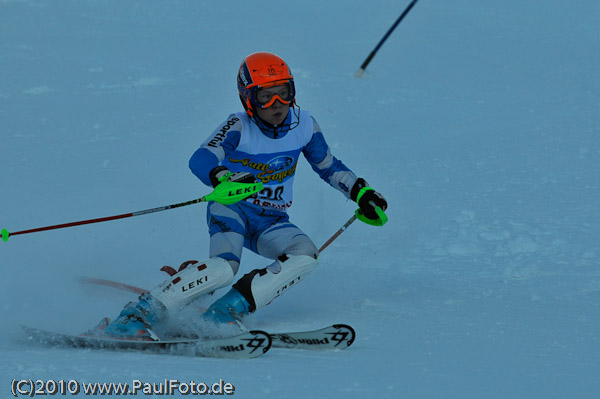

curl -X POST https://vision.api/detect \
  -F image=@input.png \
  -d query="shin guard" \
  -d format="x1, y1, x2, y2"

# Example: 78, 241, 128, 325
148, 257, 234, 314
233, 254, 318, 312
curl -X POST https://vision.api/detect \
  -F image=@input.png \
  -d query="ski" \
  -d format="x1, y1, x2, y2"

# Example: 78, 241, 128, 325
21, 325, 271, 359
270, 324, 355, 350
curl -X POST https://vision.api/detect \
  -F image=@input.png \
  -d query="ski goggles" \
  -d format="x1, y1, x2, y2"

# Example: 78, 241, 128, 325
251, 81, 295, 109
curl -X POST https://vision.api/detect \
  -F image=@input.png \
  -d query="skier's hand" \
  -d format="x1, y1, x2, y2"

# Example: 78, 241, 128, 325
351, 178, 388, 220
209, 166, 257, 188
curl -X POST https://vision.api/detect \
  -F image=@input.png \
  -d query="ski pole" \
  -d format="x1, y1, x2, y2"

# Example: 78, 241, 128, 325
355, 0, 421, 78
1, 181, 263, 243
318, 214, 358, 253
80, 276, 148, 295
318, 206, 387, 253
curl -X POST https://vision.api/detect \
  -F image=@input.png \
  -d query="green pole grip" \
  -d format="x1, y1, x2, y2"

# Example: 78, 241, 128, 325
204, 181, 264, 205
354, 187, 388, 226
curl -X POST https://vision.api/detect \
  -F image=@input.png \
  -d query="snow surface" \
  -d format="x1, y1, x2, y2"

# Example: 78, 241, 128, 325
1, 0, 599, 398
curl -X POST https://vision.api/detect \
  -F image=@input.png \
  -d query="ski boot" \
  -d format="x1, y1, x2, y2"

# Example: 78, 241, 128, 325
85, 293, 163, 341
203, 288, 250, 328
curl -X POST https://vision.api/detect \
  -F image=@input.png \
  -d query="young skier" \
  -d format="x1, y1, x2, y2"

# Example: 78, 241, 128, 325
89, 52, 387, 340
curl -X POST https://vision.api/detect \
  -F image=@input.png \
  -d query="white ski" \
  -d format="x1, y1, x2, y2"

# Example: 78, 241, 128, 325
22, 325, 271, 359
270, 324, 355, 350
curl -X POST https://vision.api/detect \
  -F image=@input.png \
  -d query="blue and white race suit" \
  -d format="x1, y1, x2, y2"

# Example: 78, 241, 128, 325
189, 109, 358, 270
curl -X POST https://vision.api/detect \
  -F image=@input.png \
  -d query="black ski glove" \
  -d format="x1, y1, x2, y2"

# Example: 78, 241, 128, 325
350, 178, 388, 220
209, 166, 257, 188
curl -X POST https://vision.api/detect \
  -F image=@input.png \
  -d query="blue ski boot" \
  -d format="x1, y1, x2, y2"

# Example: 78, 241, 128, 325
86, 293, 164, 341
203, 288, 250, 327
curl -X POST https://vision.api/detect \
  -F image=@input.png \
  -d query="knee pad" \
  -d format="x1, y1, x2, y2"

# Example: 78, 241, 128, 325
233, 254, 318, 312
257, 225, 318, 259
148, 257, 234, 314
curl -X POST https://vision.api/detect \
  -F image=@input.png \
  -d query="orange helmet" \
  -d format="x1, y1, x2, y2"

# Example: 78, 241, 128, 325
237, 52, 296, 117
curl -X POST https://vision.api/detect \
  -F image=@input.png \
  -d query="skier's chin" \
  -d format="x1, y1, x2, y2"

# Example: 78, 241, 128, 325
271, 112, 287, 125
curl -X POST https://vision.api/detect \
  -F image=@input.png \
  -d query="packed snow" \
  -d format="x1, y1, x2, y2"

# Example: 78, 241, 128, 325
1, 0, 599, 398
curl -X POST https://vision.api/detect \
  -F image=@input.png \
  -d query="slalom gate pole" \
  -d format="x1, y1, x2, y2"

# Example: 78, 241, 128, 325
355, 0, 420, 77
1, 181, 263, 243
